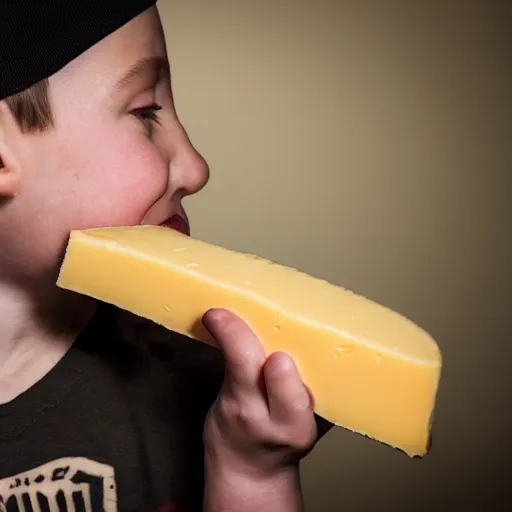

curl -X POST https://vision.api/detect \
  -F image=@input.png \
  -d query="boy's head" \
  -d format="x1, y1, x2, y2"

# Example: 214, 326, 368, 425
0, 1, 209, 285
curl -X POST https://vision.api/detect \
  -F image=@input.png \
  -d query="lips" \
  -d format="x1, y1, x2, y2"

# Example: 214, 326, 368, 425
160, 214, 190, 236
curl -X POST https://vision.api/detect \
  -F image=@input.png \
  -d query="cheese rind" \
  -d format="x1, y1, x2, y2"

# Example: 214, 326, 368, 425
57, 225, 442, 457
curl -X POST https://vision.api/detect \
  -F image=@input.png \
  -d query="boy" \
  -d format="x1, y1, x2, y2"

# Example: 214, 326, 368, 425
0, 1, 331, 511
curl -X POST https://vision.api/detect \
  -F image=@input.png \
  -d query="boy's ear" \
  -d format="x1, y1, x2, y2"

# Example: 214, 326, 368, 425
0, 140, 21, 198
0, 105, 21, 198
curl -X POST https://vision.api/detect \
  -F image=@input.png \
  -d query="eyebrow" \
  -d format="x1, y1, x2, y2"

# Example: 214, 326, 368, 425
115, 56, 170, 92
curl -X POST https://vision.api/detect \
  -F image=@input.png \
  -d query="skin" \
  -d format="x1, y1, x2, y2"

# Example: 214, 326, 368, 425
0, 6, 331, 510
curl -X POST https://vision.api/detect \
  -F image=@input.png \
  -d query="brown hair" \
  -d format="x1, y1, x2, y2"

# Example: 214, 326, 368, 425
4, 78, 54, 134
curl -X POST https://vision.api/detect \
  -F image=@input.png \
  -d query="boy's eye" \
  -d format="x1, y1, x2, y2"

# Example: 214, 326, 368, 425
131, 103, 163, 134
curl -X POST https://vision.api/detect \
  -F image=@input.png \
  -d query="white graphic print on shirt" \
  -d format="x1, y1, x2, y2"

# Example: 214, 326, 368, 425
0, 458, 117, 511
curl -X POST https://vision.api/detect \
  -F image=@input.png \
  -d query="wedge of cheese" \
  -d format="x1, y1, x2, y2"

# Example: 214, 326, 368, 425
57, 225, 442, 457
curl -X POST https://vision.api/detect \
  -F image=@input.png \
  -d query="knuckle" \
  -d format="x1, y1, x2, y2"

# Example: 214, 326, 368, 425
217, 395, 237, 420
218, 396, 267, 437
281, 425, 316, 452
235, 406, 267, 436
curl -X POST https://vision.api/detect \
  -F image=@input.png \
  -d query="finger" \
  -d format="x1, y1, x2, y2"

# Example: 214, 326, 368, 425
263, 351, 313, 424
202, 308, 267, 395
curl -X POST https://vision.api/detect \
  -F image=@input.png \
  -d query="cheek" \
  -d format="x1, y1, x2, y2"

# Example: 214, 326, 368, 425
61, 126, 169, 228
8, 117, 170, 278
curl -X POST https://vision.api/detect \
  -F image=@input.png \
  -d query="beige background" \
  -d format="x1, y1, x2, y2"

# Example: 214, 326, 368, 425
159, 0, 509, 509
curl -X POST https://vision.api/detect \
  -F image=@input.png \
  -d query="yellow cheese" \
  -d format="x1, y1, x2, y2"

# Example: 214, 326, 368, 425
57, 225, 442, 457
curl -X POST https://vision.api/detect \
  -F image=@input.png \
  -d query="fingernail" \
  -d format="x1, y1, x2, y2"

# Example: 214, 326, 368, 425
273, 351, 294, 373
306, 386, 315, 408
203, 308, 218, 318
202, 308, 226, 328
201, 309, 215, 329
281, 353, 294, 369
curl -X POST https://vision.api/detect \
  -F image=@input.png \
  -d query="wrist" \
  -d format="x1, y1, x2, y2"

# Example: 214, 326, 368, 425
204, 456, 303, 512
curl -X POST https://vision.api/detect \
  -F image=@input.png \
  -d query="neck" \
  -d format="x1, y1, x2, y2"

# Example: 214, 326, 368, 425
0, 281, 95, 404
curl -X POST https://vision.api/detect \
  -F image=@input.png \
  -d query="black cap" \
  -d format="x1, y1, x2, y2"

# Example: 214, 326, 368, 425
0, 0, 157, 100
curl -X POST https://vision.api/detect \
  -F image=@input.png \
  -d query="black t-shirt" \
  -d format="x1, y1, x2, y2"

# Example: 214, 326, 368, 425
0, 305, 225, 512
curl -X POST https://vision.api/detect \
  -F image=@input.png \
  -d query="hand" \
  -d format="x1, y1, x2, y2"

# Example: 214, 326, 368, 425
201, 308, 327, 480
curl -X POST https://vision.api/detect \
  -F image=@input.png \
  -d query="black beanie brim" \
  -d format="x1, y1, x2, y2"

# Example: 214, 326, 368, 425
0, 0, 157, 100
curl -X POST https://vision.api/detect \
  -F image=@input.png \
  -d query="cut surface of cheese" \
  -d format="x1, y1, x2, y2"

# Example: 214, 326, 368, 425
57, 225, 442, 457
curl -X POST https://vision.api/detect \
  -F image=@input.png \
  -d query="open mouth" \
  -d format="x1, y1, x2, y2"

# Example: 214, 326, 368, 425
160, 214, 190, 236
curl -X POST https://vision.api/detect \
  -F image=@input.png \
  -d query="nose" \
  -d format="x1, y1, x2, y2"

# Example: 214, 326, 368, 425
170, 135, 210, 198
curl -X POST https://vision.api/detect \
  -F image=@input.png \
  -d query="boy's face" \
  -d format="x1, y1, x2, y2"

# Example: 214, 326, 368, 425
0, 6, 209, 282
